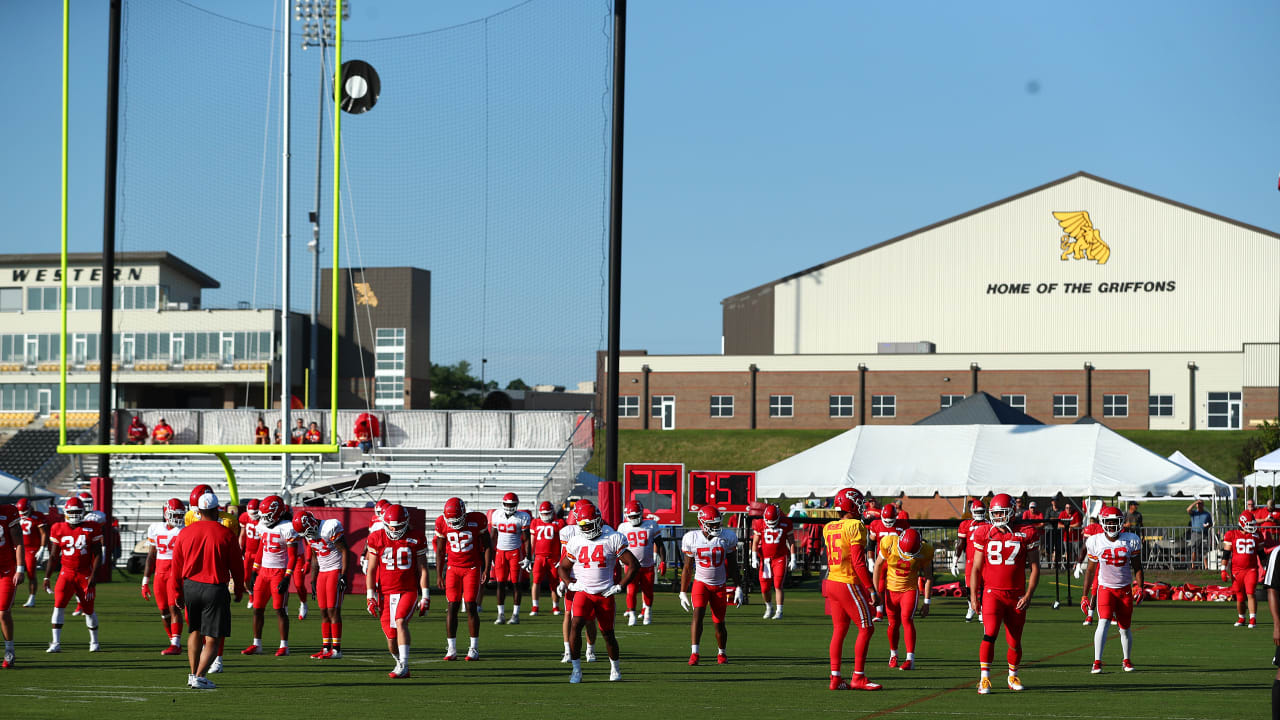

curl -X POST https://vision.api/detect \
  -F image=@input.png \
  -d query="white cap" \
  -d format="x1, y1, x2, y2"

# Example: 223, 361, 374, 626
197, 492, 220, 511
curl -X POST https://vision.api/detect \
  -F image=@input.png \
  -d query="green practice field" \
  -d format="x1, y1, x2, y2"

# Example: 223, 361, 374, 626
3, 573, 1273, 719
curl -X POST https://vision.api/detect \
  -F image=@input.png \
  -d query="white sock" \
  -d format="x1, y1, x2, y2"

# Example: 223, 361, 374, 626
446, 638, 457, 654
831, 670, 841, 677
469, 637, 478, 650
1251, 613, 1257, 620
512, 604, 520, 614
1008, 667, 1018, 677
691, 644, 699, 655
965, 606, 974, 618
26, 594, 34, 602
1118, 627, 1132, 659
776, 604, 783, 612
170, 636, 179, 646
763, 602, 773, 613
52, 627, 62, 644
981, 668, 990, 679
398, 644, 409, 664
610, 658, 620, 672
718, 645, 725, 655
1093, 618, 1110, 660
563, 641, 571, 653
5, 640, 13, 653
642, 604, 650, 614
86, 613, 98, 629
252, 638, 261, 646
906, 652, 914, 661
889, 649, 897, 658
279, 640, 288, 649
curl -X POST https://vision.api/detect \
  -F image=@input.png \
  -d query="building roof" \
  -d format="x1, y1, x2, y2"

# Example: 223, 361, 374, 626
723, 171, 1280, 305
914, 392, 1044, 426
1, 251, 220, 289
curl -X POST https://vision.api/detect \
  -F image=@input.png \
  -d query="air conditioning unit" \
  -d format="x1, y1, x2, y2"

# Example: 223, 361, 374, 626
876, 341, 936, 354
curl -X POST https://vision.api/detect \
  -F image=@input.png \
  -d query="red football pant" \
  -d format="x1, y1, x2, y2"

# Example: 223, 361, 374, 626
824, 580, 873, 675
1232, 568, 1258, 601
492, 549, 523, 584
24, 548, 40, 576
315, 570, 343, 610
758, 556, 786, 592
292, 558, 309, 596
53, 571, 95, 614
380, 590, 417, 640
444, 566, 482, 604
530, 555, 559, 588
884, 588, 918, 654
572, 592, 616, 631
626, 566, 655, 611
691, 580, 727, 624
0, 567, 16, 611
1097, 585, 1134, 628
252, 567, 289, 610
979, 588, 1025, 669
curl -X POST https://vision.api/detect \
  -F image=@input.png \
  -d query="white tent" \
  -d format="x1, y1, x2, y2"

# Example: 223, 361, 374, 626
1244, 448, 1280, 498
0, 470, 58, 503
757, 424, 1233, 501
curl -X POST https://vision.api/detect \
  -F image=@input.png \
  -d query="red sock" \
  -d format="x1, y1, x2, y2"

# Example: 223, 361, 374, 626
886, 618, 899, 653
853, 626, 872, 675
322, 621, 331, 646
171, 620, 183, 638
1006, 643, 1021, 668
334, 621, 342, 646
829, 615, 850, 673
979, 638, 994, 666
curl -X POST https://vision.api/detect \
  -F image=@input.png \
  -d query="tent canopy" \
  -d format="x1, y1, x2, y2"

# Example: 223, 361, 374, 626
757, 424, 1233, 501
0, 470, 58, 504
1254, 447, 1280, 472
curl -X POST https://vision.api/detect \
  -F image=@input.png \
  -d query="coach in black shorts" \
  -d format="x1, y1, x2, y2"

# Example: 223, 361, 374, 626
170, 490, 245, 689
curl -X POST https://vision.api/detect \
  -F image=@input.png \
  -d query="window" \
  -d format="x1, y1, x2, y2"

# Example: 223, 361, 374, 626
768, 395, 793, 418
651, 395, 674, 418
112, 285, 156, 310
1148, 395, 1173, 417
711, 395, 734, 418
1001, 394, 1026, 412
1053, 394, 1078, 418
618, 395, 639, 418
71, 286, 102, 310
871, 395, 896, 418
829, 394, 854, 418
1207, 391, 1242, 429
374, 328, 407, 408
940, 394, 964, 409
374, 376, 404, 406
26, 287, 59, 311
0, 288, 21, 312
1103, 394, 1128, 418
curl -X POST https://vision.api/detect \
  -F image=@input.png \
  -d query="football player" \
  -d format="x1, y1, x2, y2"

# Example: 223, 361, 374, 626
529, 501, 565, 617
559, 499, 637, 683
434, 497, 491, 661
558, 507, 598, 663
1083, 506, 1143, 673
751, 503, 794, 621
489, 492, 532, 625
16, 498, 48, 609
295, 511, 352, 659
1223, 512, 1265, 628
244, 494, 296, 656
1075, 509, 1104, 625
366, 504, 431, 678
968, 493, 1040, 694
617, 500, 665, 626
873, 527, 933, 670
680, 506, 743, 666
43, 496, 103, 653
183, 484, 239, 531
142, 499, 186, 655
239, 499, 262, 608
292, 528, 311, 621
0, 501, 24, 668
866, 504, 908, 621
822, 488, 881, 691
954, 499, 986, 622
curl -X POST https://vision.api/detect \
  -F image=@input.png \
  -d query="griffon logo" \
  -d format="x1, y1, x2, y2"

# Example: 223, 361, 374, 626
1053, 211, 1110, 265
353, 282, 379, 307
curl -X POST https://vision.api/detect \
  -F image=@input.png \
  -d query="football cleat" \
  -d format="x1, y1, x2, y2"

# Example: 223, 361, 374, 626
326, 650, 342, 660
209, 657, 223, 673
688, 653, 700, 666
22, 597, 35, 608
977, 677, 991, 694
1249, 619, 1258, 629
560, 650, 572, 664
1007, 675, 1024, 691
888, 655, 899, 669
275, 647, 289, 657
388, 664, 410, 679
1234, 619, 1244, 627
443, 651, 458, 661
88, 642, 100, 653
585, 646, 597, 663
569, 667, 582, 684
242, 645, 262, 655
465, 648, 479, 661
506, 615, 520, 625
899, 659, 913, 671
626, 611, 637, 626
763, 605, 774, 619
2, 651, 14, 669
1091, 660, 1103, 674
1083, 614, 1093, 626
161, 644, 182, 655
773, 607, 783, 620
717, 652, 728, 665
1122, 659, 1134, 672
642, 610, 652, 625
829, 676, 850, 690
191, 676, 217, 690
850, 675, 882, 691
609, 666, 622, 682
298, 605, 308, 621
311, 650, 328, 659
529, 608, 539, 617
552, 606, 562, 616
494, 615, 506, 625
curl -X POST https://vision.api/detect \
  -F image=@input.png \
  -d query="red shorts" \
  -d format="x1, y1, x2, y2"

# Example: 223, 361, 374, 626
315, 570, 344, 610
153, 571, 178, 612
380, 590, 418, 640
445, 566, 482, 604
492, 548, 523, 584
1097, 585, 1134, 627
627, 566, 655, 608
823, 579, 872, 629
0, 566, 17, 611
692, 580, 727, 624
1232, 568, 1258, 599
531, 555, 559, 586
571, 592, 616, 631
54, 571, 95, 614
885, 588, 918, 623
24, 548, 39, 575
252, 567, 290, 610
758, 556, 787, 589
980, 588, 1026, 641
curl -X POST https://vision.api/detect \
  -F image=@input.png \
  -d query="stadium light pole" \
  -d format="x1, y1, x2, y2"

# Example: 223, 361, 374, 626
605, 0, 627, 488
97, 0, 123, 479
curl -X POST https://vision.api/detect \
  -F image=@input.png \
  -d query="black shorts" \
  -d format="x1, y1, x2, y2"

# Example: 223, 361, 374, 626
183, 579, 232, 638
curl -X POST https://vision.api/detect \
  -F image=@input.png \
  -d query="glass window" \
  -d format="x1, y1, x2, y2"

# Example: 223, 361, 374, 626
829, 394, 854, 418
651, 395, 674, 418
618, 395, 639, 418
1001, 394, 1026, 412
1148, 395, 1173, 417
27, 287, 59, 311
374, 375, 405, 408
768, 395, 793, 418
0, 288, 20, 312
1207, 391, 1242, 429
940, 394, 964, 409
871, 395, 896, 418
1053, 394, 1078, 418
711, 395, 734, 418
1103, 394, 1128, 418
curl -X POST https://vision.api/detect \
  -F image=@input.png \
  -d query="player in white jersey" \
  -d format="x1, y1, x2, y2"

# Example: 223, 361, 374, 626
617, 502, 666, 626
245, 495, 297, 656
558, 499, 637, 683
489, 492, 532, 624
142, 499, 185, 654
1083, 507, 1143, 673
680, 507, 744, 665
295, 512, 353, 659
557, 511, 599, 663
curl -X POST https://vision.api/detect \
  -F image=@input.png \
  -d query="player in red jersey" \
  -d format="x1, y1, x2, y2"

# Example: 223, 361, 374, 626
434, 497, 491, 661
142, 499, 186, 655
245, 495, 296, 656
238, 498, 262, 606
16, 498, 48, 608
0, 502, 24, 668
1223, 512, 1265, 628
618, 500, 665, 626
751, 503, 794, 620
529, 501, 565, 617
295, 511, 353, 659
955, 500, 987, 622
1075, 510, 1103, 625
867, 504, 908, 621
43, 497, 104, 653
559, 499, 638, 683
367, 504, 431, 678
968, 493, 1040, 694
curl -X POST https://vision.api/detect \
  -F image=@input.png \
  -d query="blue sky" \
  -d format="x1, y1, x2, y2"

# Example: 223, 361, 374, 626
4, 1, 1279, 387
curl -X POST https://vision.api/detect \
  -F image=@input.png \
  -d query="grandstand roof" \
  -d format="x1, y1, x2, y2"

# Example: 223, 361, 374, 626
3, 251, 220, 289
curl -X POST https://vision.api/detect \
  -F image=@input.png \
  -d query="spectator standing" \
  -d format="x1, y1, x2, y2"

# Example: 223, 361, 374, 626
303, 422, 323, 445
126, 416, 148, 445
1187, 499, 1213, 568
290, 418, 306, 444
152, 418, 174, 445
170, 490, 245, 690
253, 418, 270, 445
1058, 502, 1083, 567
1124, 502, 1144, 535
1046, 499, 1064, 566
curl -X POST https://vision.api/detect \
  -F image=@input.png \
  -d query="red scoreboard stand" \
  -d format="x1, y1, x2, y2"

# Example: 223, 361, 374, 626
623, 463, 683, 526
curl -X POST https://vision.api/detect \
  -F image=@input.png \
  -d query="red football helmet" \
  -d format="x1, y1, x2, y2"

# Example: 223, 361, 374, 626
384, 504, 409, 540
897, 528, 923, 559
189, 484, 214, 509
881, 504, 899, 529
293, 511, 320, 540
165, 498, 185, 528
697, 506, 723, 538
502, 492, 520, 517
625, 500, 644, 524
763, 503, 781, 528
970, 500, 986, 523
988, 493, 1014, 528
1240, 512, 1259, 534
374, 498, 390, 520
443, 497, 467, 530
64, 496, 85, 525
575, 500, 603, 540
15, 498, 29, 516
538, 500, 555, 521
1100, 506, 1124, 539
834, 487, 864, 516
245, 498, 260, 522
77, 490, 94, 511
258, 495, 285, 526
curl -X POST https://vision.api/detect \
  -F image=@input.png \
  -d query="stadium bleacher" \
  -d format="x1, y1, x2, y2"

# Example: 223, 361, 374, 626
0, 428, 90, 481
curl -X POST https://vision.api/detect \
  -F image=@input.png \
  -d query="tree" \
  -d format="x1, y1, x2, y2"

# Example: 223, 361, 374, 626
430, 360, 488, 410
505, 378, 532, 391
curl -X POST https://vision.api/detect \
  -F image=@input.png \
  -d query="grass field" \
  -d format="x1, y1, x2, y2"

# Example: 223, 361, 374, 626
3, 572, 1273, 719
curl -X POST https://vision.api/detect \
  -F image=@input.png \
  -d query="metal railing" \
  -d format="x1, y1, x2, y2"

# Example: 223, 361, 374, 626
536, 412, 594, 508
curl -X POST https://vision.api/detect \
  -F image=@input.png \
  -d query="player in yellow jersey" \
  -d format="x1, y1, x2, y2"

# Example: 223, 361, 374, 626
822, 487, 881, 691
873, 528, 933, 670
